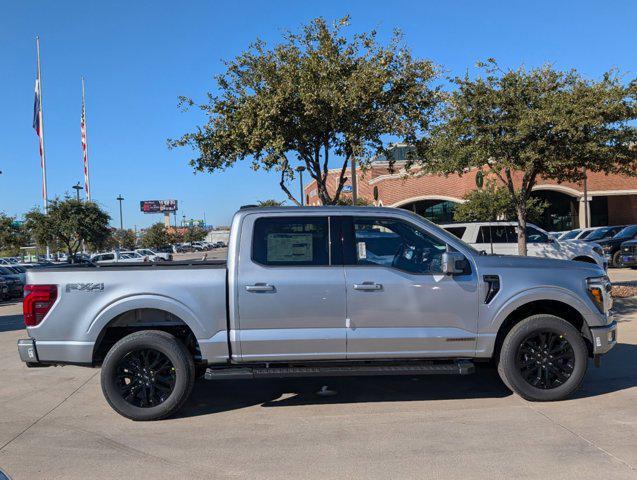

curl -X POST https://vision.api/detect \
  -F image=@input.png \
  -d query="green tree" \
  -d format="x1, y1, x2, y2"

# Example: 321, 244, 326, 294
427, 60, 636, 255
335, 196, 372, 206
0, 213, 29, 256
141, 223, 172, 249
102, 229, 137, 250
453, 181, 547, 223
183, 226, 207, 243
25, 198, 111, 261
257, 199, 285, 207
171, 16, 440, 205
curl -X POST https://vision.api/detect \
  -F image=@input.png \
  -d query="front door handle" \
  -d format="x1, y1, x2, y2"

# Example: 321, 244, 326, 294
353, 282, 383, 291
245, 284, 275, 292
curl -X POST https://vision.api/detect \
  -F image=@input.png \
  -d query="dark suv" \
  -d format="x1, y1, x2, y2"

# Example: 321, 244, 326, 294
619, 240, 637, 268
597, 225, 637, 267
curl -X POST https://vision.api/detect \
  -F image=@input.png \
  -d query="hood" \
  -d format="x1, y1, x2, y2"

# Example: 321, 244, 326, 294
596, 238, 623, 247
474, 253, 604, 275
621, 239, 637, 246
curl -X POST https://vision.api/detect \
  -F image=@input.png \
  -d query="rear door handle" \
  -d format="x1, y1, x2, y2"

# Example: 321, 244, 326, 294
353, 282, 383, 291
245, 284, 275, 292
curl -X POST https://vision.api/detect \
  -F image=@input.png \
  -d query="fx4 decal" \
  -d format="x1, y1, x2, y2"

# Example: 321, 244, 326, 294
66, 283, 104, 293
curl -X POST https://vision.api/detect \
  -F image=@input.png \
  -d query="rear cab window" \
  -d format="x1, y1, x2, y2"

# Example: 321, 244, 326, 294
252, 216, 330, 266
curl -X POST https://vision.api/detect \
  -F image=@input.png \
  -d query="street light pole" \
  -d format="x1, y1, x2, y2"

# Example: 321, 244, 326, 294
72, 182, 83, 201
116, 194, 124, 230
296, 166, 306, 206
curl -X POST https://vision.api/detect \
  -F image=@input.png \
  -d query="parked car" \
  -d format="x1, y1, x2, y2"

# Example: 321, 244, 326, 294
18, 206, 616, 420
618, 240, 637, 268
91, 251, 145, 264
582, 225, 626, 243
440, 221, 606, 269
135, 248, 173, 262
597, 225, 637, 267
0, 265, 26, 284
0, 273, 23, 298
0, 277, 9, 301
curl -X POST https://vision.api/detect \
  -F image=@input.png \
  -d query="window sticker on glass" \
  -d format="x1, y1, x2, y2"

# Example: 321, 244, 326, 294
267, 233, 313, 262
357, 241, 367, 260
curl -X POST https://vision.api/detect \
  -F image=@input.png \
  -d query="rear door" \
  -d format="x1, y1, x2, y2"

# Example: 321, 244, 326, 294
235, 214, 347, 361
342, 215, 479, 358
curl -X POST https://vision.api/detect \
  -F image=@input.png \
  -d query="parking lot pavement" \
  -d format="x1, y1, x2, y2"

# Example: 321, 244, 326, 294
0, 272, 636, 479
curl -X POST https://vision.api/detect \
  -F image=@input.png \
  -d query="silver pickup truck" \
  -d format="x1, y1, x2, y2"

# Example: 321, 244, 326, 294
18, 206, 617, 420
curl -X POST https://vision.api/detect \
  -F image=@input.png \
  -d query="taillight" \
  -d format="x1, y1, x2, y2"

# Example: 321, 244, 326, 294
23, 284, 57, 327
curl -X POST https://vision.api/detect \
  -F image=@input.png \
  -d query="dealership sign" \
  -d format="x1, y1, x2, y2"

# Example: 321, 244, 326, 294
140, 199, 178, 213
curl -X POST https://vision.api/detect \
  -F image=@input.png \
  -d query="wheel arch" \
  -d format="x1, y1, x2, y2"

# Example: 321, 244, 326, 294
492, 298, 593, 361
88, 295, 207, 364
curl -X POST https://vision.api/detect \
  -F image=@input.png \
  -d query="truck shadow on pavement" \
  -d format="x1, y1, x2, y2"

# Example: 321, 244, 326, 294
178, 342, 637, 418
0, 313, 24, 332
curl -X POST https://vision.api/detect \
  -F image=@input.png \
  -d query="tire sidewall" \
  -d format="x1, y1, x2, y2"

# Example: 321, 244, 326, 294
499, 315, 588, 401
101, 331, 194, 421
612, 251, 623, 268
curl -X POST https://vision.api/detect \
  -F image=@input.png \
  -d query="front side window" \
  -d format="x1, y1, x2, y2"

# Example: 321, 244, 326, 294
444, 226, 466, 239
252, 217, 329, 266
352, 218, 447, 274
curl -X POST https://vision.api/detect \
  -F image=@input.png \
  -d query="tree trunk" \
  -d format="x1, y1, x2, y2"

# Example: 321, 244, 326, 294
515, 203, 528, 256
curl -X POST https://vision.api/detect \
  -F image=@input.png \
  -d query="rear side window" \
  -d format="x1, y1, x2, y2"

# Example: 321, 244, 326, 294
252, 217, 329, 266
477, 226, 516, 243
444, 226, 466, 239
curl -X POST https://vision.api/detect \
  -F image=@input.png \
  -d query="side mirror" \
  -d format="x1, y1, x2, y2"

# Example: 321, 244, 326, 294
441, 251, 467, 275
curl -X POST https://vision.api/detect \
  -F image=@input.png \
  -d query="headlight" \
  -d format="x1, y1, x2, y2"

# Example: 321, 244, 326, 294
586, 276, 610, 314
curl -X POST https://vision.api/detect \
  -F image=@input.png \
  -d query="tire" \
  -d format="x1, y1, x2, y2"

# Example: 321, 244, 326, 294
497, 314, 588, 401
612, 251, 623, 268
101, 330, 195, 421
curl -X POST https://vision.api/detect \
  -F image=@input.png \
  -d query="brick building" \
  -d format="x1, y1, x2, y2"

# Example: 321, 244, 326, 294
304, 145, 637, 231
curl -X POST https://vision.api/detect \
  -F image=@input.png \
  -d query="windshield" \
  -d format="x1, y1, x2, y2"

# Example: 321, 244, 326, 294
614, 225, 637, 239
586, 227, 612, 241
560, 230, 581, 240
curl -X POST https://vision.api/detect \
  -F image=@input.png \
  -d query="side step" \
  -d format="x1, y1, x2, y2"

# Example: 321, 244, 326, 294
205, 361, 474, 380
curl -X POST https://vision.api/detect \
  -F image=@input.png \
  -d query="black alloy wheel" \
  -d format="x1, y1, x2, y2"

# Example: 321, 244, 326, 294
497, 314, 588, 401
101, 330, 195, 420
115, 348, 176, 407
516, 332, 575, 389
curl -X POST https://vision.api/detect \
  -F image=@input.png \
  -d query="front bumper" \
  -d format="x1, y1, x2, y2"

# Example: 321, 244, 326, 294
589, 321, 617, 355
619, 253, 637, 267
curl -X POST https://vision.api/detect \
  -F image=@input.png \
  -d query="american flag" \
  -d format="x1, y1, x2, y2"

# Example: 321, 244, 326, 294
81, 78, 91, 200
33, 79, 43, 160
33, 75, 47, 207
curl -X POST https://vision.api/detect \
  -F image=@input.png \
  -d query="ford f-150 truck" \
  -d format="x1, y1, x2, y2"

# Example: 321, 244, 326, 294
17, 207, 617, 420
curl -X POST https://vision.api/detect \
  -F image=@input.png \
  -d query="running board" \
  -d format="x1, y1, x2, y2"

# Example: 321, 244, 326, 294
205, 361, 474, 380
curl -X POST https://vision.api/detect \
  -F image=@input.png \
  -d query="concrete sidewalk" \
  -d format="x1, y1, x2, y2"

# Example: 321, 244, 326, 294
0, 279, 635, 479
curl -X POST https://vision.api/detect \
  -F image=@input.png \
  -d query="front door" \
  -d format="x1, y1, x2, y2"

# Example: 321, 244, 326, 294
236, 215, 347, 361
343, 216, 479, 358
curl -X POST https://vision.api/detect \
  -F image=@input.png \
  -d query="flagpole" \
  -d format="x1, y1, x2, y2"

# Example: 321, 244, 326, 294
36, 36, 50, 259
81, 76, 91, 201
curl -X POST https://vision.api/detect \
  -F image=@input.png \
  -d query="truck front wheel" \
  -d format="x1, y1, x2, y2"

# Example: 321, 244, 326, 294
497, 315, 588, 401
100, 330, 195, 420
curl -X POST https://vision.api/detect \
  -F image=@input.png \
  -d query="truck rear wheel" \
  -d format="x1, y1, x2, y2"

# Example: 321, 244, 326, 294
497, 315, 588, 401
100, 330, 195, 421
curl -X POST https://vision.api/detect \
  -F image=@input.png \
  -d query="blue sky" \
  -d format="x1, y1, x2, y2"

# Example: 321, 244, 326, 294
1, 0, 635, 228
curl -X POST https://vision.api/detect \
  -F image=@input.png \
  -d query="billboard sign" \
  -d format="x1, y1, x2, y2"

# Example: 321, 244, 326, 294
140, 199, 178, 213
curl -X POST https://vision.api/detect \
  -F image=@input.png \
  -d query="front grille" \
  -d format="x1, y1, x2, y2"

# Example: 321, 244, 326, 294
622, 244, 637, 254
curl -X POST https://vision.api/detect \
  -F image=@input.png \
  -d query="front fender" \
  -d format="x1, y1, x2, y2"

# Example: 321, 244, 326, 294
489, 286, 600, 331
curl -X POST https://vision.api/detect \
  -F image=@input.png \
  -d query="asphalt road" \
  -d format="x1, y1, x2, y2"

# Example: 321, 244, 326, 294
0, 270, 635, 479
